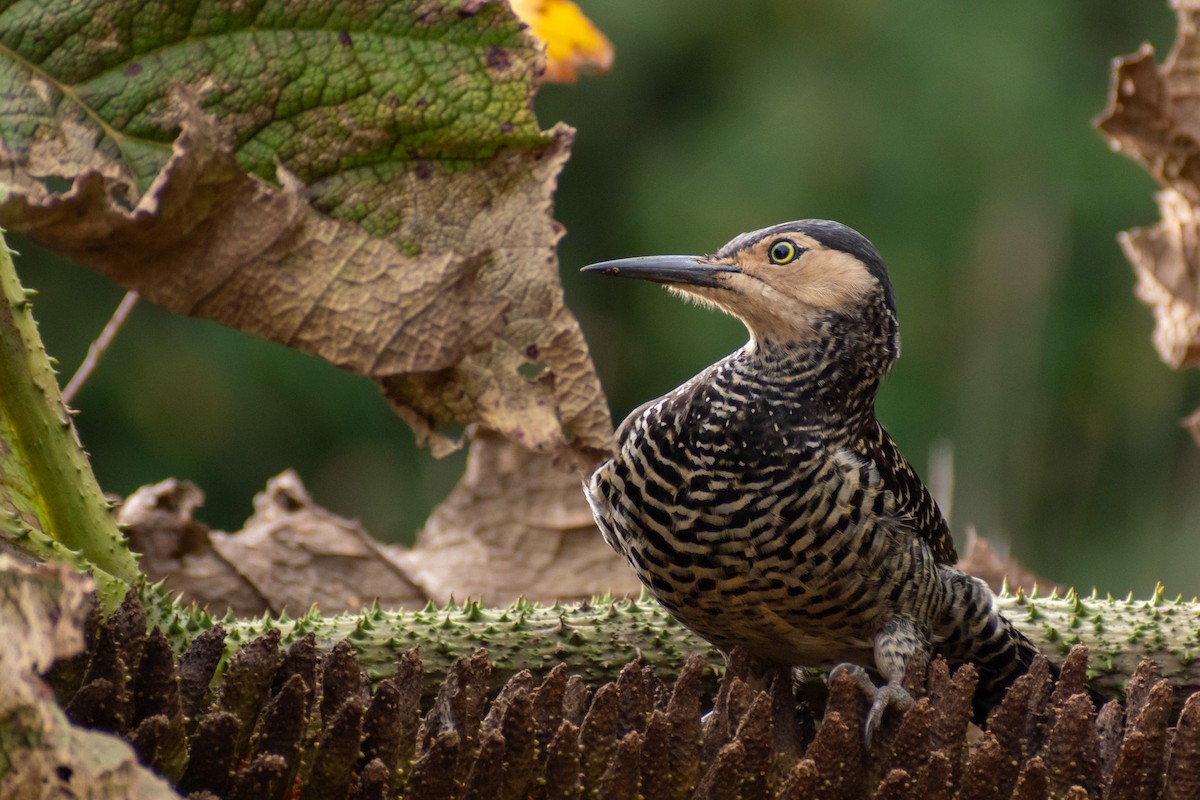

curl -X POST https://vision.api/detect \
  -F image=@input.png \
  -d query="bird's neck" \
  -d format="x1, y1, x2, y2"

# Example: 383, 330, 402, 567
729, 312, 897, 435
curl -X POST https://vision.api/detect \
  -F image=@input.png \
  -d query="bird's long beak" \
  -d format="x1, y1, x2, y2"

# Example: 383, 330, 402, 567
580, 255, 738, 289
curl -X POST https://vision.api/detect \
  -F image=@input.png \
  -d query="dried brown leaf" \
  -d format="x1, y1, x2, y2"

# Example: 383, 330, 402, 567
370, 125, 614, 464
396, 430, 639, 604
127, 458, 636, 614
5, 0, 618, 633
956, 528, 1062, 595
9, 101, 503, 370
213, 472, 424, 614
1097, 9, 1200, 414
3, 36, 614, 461
120, 479, 266, 615
1122, 190, 1200, 372
0, 558, 178, 798
122, 474, 426, 614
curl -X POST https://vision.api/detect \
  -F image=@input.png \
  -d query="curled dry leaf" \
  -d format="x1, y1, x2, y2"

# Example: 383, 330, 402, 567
120, 472, 425, 616
0, 556, 178, 799
1096, 7, 1200, 438
0, 0, 613, 465
119, 477, 267, 615
395, 428, 641, 604
218, 471, 425, 614
121, 461, 637, 615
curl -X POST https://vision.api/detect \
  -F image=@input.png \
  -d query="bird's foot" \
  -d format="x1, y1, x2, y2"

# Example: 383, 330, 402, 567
827, 663, 915, 745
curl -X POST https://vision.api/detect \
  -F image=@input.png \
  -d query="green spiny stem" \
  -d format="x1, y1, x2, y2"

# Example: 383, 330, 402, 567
4, 227, 1194, 701
144, 583, 1200, 700
0, 232, 140, 601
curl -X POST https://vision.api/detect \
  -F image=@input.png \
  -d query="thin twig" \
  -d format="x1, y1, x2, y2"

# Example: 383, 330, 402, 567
62, 290, 139, 404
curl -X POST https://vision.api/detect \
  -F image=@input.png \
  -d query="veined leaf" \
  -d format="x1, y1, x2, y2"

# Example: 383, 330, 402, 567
0, 0, 614, 463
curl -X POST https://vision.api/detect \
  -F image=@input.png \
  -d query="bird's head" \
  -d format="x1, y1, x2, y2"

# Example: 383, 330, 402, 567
583, 220, 900, 370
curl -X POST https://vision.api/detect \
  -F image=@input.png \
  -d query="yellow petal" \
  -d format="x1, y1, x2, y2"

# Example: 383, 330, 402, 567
510, 0, 614, 83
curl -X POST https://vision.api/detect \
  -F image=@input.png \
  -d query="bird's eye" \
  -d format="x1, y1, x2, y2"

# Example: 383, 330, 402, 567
768, 239, 802, 265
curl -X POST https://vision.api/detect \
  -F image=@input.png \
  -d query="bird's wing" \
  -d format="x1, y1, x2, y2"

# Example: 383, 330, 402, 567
864, 423, 958, 565
614, 397, 661, 445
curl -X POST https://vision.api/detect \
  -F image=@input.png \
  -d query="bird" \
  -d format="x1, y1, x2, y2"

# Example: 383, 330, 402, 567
581, 219, 1053, 736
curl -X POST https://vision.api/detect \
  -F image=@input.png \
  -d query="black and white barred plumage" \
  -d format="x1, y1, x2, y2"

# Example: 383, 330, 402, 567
583, 220, 1044, 722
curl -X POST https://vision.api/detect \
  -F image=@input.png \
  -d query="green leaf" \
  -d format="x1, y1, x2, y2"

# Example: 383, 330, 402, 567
1, 0, 546, 197
0, 0, 613, 464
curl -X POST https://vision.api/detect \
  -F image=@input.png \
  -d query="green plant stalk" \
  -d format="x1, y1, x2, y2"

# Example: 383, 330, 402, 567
2, 229, 1194, 701
144, 585, 1200, 701
0, 230, 140, 598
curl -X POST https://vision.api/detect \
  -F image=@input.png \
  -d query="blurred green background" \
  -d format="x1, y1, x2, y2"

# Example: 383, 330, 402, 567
13, 1, 1198, 595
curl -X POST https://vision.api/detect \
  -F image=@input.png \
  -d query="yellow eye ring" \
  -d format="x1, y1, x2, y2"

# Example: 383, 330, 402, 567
768, 239, 801, 264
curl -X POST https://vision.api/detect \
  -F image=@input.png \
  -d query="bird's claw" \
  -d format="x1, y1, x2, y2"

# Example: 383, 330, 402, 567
863, 682, 914, 744
827, 663, 876, 694
827, 663, 915, 745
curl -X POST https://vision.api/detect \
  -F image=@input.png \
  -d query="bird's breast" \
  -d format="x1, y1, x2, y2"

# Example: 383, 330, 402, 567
588, 398, 922, 664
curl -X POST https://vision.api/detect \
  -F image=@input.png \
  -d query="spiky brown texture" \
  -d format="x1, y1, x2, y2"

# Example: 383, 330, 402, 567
44, 593, 1200, 799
